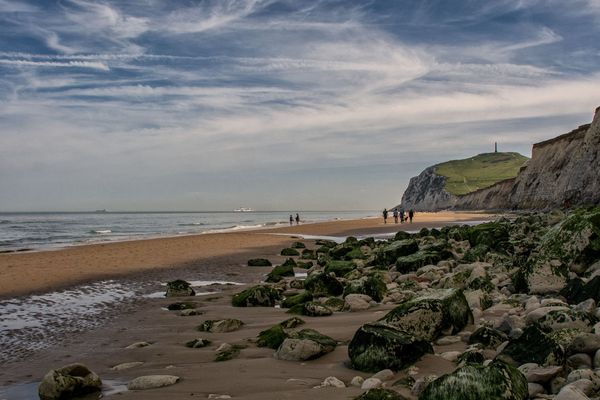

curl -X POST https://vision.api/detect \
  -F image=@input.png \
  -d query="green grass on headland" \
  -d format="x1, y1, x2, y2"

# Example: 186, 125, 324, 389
435, 152, 529, 196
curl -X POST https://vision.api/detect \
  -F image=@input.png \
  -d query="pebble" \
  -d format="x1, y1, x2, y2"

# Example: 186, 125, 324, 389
208, 395, 231, 399
350, 376, 364, 387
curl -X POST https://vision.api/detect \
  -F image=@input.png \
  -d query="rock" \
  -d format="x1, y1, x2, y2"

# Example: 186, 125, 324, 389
275, 329, 336, 361
594, 349, 600, 368
350, 376, 364, 387
281, 291, 313, 308
348, 323, 432, 372
180, 309, 202, 316
127, 375, 180, 390
525, 305, 570, 325
371, 369, 394, 381
562, 276, 600, 305
411, 375, 437, 397
231, 285, 281, 307
468, 326, 508, 349
38, 364, 102, 400
567, 369, 595, 383
419, 360, 528, 400
536, 309, 596, 332
281, 248, 300, 256
324, 260, 356, 277
517, 363, 562, 383
208, 395, 231, 399
457, 348, 485, 366
288, 301, 333, 317
380, 240, 419, 265
111, 362, 144, 371
361, 378, 382, 389
125, 341, 152, 349
303, 272, 344, 297
440, 351, 461, 362
555, 385, 589, 400
265, 264, 295, 283
528, 382, 544, 397
322, 376, 345, 388
380, 289, 472, 341
435, 335, 461, 345
166, 279, 195, 297
344, 274, 388, 302
498, 325, 565, 366
567, 353, 592, 370
396, 250, 449, 274
215, 343, 243, 361
257, 325, 288, 349
567, 379, 594, 395
354, 388, 407, 400
292, 241, 306, 249
166, 301, 196, 310
568, 333, 600, 353
323, 297, 345, 311
345, 294, 372, 311
198, 319, 244, 333
185, 338, 211, 348
279, 316, 305, 329
248, 258, 272, 267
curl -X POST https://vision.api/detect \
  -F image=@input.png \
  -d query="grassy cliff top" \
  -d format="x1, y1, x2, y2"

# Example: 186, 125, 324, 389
435, 152, 529, 196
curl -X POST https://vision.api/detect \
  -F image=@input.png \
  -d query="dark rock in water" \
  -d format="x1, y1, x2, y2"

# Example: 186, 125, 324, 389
419, 360, 528, 400
380, 239, 419, 265
166, 301, 196, 311
281, 291, 313, 308
396, 251, 448, 273
468, 326, 509, 349
265, 263, 295, 283
198, 318, 244, 333
348, 323, 432, 372
38, 363, 102, 400
301, 249, 316, 260
292, 241, 306, 249
165, 279, 195, 297
281, 248, 300, 256
231, 285, 281, 307
185, 338, 211, 348
497, 325, 565, 366
247, 258, 272, 267
304, 272, 344, 297
561, 276, 600, 304
257, 324, 288, 349
344, 274, 388, 302
324, 260, 356, 277
275, 328, 337, 361
287, 301, 333, 317
355, 388, 408, 400
380, 289, 472, 341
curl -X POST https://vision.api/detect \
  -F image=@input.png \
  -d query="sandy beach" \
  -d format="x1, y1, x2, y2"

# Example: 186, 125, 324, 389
0, 211, 494, 399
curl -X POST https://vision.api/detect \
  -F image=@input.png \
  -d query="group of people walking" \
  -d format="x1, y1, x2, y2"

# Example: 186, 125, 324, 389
382, 208, 414, 224
289, 213, 300, 225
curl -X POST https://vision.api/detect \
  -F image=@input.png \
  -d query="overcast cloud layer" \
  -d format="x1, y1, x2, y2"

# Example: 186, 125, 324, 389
1, 0, 599, 211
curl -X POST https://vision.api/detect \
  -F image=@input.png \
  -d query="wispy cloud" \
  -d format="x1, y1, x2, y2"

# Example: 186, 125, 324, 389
0, 59, 109, 70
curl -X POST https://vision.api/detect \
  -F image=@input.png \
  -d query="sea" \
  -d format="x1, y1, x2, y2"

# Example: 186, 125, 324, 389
0, 210, 377, 252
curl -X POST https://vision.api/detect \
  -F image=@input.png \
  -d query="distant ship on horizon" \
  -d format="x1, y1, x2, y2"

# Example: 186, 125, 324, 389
94, 209, 108, 213
233, 207, 254, 212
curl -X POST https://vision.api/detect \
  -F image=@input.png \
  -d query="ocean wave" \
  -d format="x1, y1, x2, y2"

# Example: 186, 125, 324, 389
203, 224, 265, 234
178, 222, 207, 226
90, 229, 112, 234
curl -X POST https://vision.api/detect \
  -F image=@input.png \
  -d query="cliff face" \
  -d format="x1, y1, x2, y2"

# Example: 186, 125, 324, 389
399, 107, 600, 211
399, 167, 457, 211
509, 108, 600, 209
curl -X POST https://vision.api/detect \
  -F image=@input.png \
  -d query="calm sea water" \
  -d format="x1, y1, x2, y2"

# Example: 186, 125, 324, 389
0, 211, 377, 251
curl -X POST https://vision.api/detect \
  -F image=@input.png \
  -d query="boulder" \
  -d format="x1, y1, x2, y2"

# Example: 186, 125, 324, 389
517, 363, 562, 383
231, 285, 281, 307
265, 264, 295, 283
345, 294, 372, 311
555, 385, 590, 400
215, 343, 243, 361
324, 260, 356, 277
323, 297, 345, 311
380, 240, 419, 265
468, 326, 508, 349
281, 248, 300, 256
165, 279, 195, 297
247, 258, 272, 267
344, 274, 388, 302
281, 291, 313, 308
166, 301, 196, 311
498, 325, 565, 366
304, 272, 344, 297
198, 319, 244, 333
127, 375, 180, 390
257, 325, 288, 349
348, 323, 432, 372
419, 360, 528, 400
380, 289, 472, 341
39, 364, 102, 400
396, 251, 447, 274
275, 329, 336, 361
361, 378, 383, 389
561, 276, 600, 304
292, 241, 306, 249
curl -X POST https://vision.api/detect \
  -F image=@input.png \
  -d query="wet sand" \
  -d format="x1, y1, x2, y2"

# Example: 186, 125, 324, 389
0, 211, 494, 399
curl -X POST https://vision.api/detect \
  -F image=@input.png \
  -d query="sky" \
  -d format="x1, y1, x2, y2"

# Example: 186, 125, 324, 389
0, 0, 599, 212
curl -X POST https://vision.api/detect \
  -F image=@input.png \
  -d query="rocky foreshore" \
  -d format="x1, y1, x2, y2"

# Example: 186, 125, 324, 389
27, 207, 600, 399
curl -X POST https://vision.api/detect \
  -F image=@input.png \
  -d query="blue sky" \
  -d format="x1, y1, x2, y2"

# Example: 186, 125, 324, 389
0, 0, 599, 211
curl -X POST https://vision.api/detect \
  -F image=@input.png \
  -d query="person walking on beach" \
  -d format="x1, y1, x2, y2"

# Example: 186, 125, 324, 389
295, 213, 300, 225
408, 209, 414, 223
382, 208, 388, 224
289, 214, 293, 225
393, 208, 399, 224
400, 209, 405, 223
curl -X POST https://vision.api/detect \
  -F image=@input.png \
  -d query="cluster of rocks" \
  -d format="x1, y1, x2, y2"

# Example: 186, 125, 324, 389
229, 207, 600, 399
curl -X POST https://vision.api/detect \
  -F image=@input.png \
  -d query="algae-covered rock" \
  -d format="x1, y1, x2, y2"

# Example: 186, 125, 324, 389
215, 343, 244, 362
355, 388, 407, 400
419, 360, 527, 400
348, 323, 432, 372
536, 309, 597, 332
498, 325, 565, 366
380, 289, 472, 341
288, 301, 333, 317
396, 251, 448, 274
166, 301, 196, 311
380, 240, 419, 265
281, 291, 313, 308
39, 364, 102, 400
561, 276, 600, 304
257, 324, 288, 349
265, 263, 295, 283
467, 221, 511, 252
231, 285, 281, 307
304, 272, 344, 297
185, 338, 211, 348
198, 318, 244, 333
280, 316, 305, 329
281, 247, 300, 256
324, 260, 356, 277
301, 249, 316, 260
165, 279, 195, 297
316, 239, 337, 247
247, 258, 272, 267
468, 326, 508, 349
292, 241, 306, 249
346, 247, 369, 260
275, 329, 336, 361
324, 297, 346, 311
344, 274, 388, 302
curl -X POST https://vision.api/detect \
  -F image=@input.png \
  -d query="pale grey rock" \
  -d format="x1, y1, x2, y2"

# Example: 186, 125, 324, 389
210, 319, 244, 333
567, 379, 594, 395
528, 382, 545, 397
518, 363, 562, 383
208, 395, 231, 399
435, 335, 461, 345
275, 339, 323, 361
568, 369, 595, 383
371, 369, 394, 381
350, 376, 364, 387
127, 375, 180, 390
594, 349, 600, 369
555, 385, 590, 400
440, 351, 461, 362
38, 364, 102, 400
411, 375, 437, 397
180, 309, 202, 316
344, 294, 372, 312
525, 306, 570, 325
111, 362, 144, 371
575, 299, 596, 315
321, 376, 345, 388
551, 376, 567, 394
361, 378, 382, 390
568, 353, 593, 370
569, 334, 600, 353
125, 341, 152, 349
